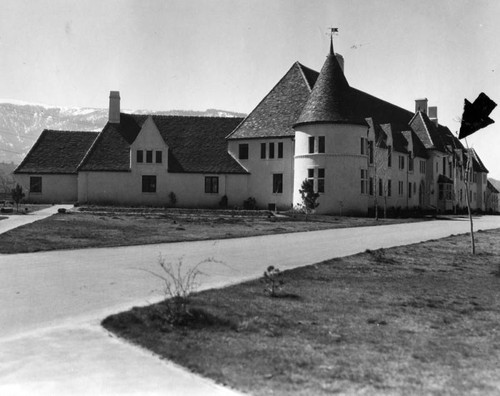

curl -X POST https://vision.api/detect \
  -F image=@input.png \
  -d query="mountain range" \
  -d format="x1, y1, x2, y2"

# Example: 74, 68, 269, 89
0, 101, 246, 164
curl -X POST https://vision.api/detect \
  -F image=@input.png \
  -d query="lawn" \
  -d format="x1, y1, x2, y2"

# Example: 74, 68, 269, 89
103, 229, 500, 396
0, 206, 428, 254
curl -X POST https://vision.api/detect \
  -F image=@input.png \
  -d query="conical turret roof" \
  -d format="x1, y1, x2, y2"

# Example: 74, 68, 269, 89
294, 41, 362, 126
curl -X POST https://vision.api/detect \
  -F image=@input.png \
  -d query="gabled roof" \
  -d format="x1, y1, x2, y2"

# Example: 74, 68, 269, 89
437, 174, 453, 184
470, 148, 488, 173
79, 114, 247, 174
295, 49, 359, 126
401, 130, 428, 159
380, 123, 408, 154
409, 111, 447, 151
227, 62, 314, 139
14, 130, 98, 174
487, 180, 499, 194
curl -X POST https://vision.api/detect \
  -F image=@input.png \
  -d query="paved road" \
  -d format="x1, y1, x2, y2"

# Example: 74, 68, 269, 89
1, 216, 499, 395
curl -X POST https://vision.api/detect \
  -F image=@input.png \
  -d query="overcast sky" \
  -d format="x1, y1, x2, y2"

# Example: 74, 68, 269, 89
1, 0, 499, 177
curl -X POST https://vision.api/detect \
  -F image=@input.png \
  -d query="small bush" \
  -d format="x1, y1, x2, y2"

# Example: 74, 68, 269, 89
58, 208, 67, 214
168, 192, 177, 207
243, 197, 257, 210
219, 195, 228, 209
261, 265, 285, 297
145, 256, 215, 325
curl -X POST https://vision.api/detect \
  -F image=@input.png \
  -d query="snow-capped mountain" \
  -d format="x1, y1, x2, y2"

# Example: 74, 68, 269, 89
0, 101, 246, 164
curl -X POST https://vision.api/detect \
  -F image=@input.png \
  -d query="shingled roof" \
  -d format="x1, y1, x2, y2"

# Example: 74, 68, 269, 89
226, 62, 314, 139
228, 56, 414, 139
295, 47, 359, 126
408, 111, 450, 151
79, 114, 247, 174
14, 130, 98, 174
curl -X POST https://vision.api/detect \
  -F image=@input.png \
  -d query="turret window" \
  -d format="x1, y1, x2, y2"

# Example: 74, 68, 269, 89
308, 136, 325, 154
308, 137, 315, 154
360, 169, 368, 194
318, 137, 325, 153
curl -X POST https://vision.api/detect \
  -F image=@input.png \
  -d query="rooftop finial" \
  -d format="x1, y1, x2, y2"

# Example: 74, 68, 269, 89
328, 27, 338, 55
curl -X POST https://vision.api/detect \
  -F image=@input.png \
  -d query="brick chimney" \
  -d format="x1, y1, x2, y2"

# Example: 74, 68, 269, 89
109, 91, 120, 124
415, 98, 428, 114
428, 106, 438, 126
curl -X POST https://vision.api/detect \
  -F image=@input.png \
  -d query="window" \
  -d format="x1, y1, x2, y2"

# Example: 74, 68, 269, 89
408, 182, 412, 198
155, 151, 162, 164
361, 169, 368, 194
146, 150, 153, 163
269, 142, 275, 159
317, 168, 325, 193
408, 151, 413, 172
30, 176, 42, 193
388, 179, 392, 197
278, 142, 284, 158
318, 136, 325, 153
142, 175, 156, 193
420, 160, 426, 174
260, 143, 266, 159
379, 178, 383, 196
136, 150, 143, 163
308, 168, 314, 181
399, 156, 405, 170
308, 137, 315, 154
360, 138, 366, 155
387, 146, 392, 167
438, 183, 452, 200
205, 176, 219, 194
442, 157, 446, 176
398, 181, 404, 196
368, 141, 374, 164
273, 173, 283, 194
239, 144, 249, 160
369, 177, 374, 195
473, 173, 477, 183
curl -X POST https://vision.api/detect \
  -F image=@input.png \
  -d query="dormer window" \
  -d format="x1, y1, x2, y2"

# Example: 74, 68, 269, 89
156, 151, 162, 164
146, 150, 153, 163
137, 150, 143, 163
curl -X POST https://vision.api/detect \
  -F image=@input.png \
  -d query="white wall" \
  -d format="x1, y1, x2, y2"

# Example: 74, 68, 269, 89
227, 138, 294, 210
78, 171, 248, 207
14, 174, 78, 203
293, 124, 369, 215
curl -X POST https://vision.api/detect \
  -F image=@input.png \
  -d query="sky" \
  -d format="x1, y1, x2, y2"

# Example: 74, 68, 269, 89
1, 0, 499, 177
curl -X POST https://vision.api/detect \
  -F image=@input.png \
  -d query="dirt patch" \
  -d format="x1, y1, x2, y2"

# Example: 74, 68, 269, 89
103, 229, 500, 396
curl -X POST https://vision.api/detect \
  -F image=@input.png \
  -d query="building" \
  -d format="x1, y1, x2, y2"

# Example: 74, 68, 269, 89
14, 39, 489, 214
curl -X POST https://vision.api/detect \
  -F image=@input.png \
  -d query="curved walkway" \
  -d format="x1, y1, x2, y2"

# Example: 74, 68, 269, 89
0, 205, 74, 234
0, 216, 499, 395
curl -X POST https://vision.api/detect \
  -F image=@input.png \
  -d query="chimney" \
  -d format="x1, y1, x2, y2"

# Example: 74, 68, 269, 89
415, 98, 428, 114
428, 106, 438, 126
109, 91, 120, 124
335, 53, 344, 73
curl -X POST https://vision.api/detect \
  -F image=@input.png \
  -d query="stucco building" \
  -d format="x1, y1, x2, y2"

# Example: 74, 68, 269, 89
14, 40, 489, 214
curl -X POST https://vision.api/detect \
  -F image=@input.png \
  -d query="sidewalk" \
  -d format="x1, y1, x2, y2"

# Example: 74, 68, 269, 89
0, 205, 73, 235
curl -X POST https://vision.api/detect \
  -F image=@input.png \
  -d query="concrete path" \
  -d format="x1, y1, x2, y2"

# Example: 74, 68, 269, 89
1, 216, 499, 395
0, 205, 74, 234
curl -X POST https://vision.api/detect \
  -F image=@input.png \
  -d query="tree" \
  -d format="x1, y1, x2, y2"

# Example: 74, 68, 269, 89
299, 179, 319, 221
371, 134, 389, 220
11, 184, 25, 212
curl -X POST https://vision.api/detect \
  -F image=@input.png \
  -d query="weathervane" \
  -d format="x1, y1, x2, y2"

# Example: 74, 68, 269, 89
327, 27, 339, 54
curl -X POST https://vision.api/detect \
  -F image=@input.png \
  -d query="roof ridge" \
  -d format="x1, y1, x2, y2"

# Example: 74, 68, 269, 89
296, 61, 315, 91
77, 124, 109, 171
226, 62, 304, 139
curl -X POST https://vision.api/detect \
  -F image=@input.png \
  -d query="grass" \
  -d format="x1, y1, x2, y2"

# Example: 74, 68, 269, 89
103, 229, 500, 396
0, 206, 428, 254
